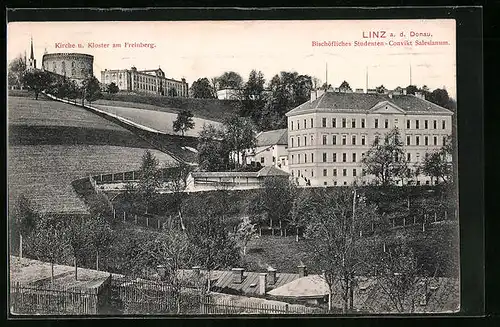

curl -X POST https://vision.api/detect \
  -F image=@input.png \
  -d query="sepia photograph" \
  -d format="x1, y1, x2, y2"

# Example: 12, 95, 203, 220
7, 16, 460, 316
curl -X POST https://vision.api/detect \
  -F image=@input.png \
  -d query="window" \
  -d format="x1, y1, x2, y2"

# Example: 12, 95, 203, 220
333, 169, 338, 177
407, 153, 411, 162
304, 119, 307, 129
334, 181, 338, 186
322, 135, 327, 145
416, 136, 420, 146
375, 119, 379, 128
332, 118, 337, 128
352, 119, 356, 128
311, 170, 314, 177
72, 61, 76, 68
291, 138, 294, 147
374, 135, 380, 144
342, 153, 347, 162
260, 157, 264, 164
416, 120, 420, 129
298, 154, 301, 163
342, 118, 347, 128
71, 68, 76, 76
304, 154, 307, 163
361, 119, 366, 128
343, 181, 348, 185
433, 120, 437, 129
434, 136, 438, 145
323, 153, 327, 162
385, 119, 389, 128
297, 121, 300, 130
291, 170, 294, 177
333, 153, 337, 162
443, 136, 447, 146
425, 136, 429, 146
353, 169, 357, 177
297, 138, 300, 147
442, 120, 446, 129
273, 156, 276, 163
425, 120, 428, 129
332, 135, 337, 145
352, 135, 356, 145
291, 155, 294, 163
406, 136, 411, 146
352, 153, 357, 162
407, 119, 411, 129
310, 118, 314, 128
323, 169, 328, 177
311, 153, 314, 162
343, 169, 347, 176
342, 135, 347, 145
325, 182, 328, 186
361, 135, 366, 145
416, 153, 421, 161
362, 169, 366, 176
304, 136, 307, 146
322, 118, 327, 127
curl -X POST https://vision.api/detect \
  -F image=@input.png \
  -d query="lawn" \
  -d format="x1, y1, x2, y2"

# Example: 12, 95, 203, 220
92, 103, 222, 137
8, 96, 175, 215
97, 93, 240, 122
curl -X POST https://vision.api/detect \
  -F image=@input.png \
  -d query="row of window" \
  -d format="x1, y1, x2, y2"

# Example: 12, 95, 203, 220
292, 168, 365, 178
290, 117, 448, 130
290, 151, 433, 164
290, 134, 446, 147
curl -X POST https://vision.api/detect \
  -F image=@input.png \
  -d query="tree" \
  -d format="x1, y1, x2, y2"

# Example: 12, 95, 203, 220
421, 136, 453, 184
376, 85, 387, 94
8, 54, 27, 88
22, 69, 53, 100
197, 124, 230, 171
238, 70, 266, 122
321, 82, 332, 90
163, 161, 193, 230
362, 128, 408, 186
427, 88, 450, 108
137, 150, 161, 214
186, 211, 240, 292
12, 194, 37, 258
107, 82, 119, 94
86, 214, 114, 271
168, 87, 178, 97
173, 110, 195, 137
236, 216, 256, 255
82, 76, 102, 106
406, 85, 418, 95
217, 71, 243, 90
303, 188, 377, 312
287, 189, 311, 242
223, 115, 257, 168
209, 77, 219, 97
27, 214, 69, 283
65, 217, 89, 280
339, 80, 352, 92
190, 78, 215, 98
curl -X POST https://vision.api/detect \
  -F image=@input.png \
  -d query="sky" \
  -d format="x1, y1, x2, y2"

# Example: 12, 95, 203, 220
7, 19, 456, 98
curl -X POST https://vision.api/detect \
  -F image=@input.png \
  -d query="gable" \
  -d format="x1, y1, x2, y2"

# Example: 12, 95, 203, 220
369, 101, 406, 114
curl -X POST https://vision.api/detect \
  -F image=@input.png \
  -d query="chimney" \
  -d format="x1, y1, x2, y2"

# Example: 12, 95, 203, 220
415, 92, 425, 100
267, 267, 277, 285
259, 273, 267, 295
298, 264, 308, 278
232, 268, 244, 284
310, 90, 317, 103
388, 93, 393, 99
355, 88, 364, 93
403, 89, 407, 95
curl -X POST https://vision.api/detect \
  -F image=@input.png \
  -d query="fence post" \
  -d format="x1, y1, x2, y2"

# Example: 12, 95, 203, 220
123, 212, 126, 222
135, 214, 138, 225
403, 217, 406, 226
158, 219, 161, 229
280, 220, 283, 237
146, 216, 149, 227
113, 209, 116, 220
285, 303, 289, 314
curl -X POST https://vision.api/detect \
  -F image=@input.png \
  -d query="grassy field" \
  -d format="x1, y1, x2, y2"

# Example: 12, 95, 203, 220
92, 103, 222, 136
97, 92, 240, 122
8, 96, 174, 215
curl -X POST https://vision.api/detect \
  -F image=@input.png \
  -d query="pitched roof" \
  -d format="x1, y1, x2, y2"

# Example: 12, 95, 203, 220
255, 129, 288, 147
286, 91, 453, 116
267, 274, 329, 298
256, 166, 290, 177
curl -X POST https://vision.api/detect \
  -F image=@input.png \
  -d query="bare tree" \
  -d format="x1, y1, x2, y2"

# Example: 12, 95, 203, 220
86, 214, 114, 271
163, 162, 193, 230
235, 216, 256, 255
65, 217, 89, 280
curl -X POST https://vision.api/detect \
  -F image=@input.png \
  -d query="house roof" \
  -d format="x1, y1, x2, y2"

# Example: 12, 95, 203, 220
286, 92, 453, 117
256, 166, 290, 177
255, 129, 288, 147
267, 274, 329, 298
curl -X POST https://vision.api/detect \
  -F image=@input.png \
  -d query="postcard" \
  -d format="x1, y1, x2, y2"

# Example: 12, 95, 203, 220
7, 17, 459, 316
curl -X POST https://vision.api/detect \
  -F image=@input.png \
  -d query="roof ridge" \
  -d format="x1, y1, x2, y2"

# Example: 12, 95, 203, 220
409, 94, 454, 113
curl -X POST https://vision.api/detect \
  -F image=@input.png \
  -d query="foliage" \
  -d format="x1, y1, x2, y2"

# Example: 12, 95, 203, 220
339, 80, 352, 91
137, 150, 161, 214
168, 87, 178, 97
222, 115, 257, 167
216, 71, 244, 90
197, 124, 230, 171
406, 85, 418, 95
190, 78, 216, 99
86, 214, 114, 271
22, 69, 54, 100
287, 188, 312, 242
107, 82, 119, 94
82, 76, 102, 105
237, 70, 266, 123
362, 128, 408, 186
65, 217, 90, 277
8, 54, 27, 88
172, 110, 195, 137
421, 136, 453, 184
376, 85, 387, 94
163, 161, 193, 230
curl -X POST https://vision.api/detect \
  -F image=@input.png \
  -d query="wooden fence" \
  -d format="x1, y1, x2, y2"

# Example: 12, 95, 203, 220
10, 283, 99, 315
200, 295, 323, 315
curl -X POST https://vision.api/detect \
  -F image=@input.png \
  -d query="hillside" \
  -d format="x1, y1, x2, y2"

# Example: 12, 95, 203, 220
8, 96, 175, 215
97, 92, 240, 122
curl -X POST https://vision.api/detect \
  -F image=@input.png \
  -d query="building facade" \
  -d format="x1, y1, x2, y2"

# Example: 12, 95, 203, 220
243, 129, 289, 171
42, 53, 94, 85
286, 89, 453, 187
101, 67, 188, 97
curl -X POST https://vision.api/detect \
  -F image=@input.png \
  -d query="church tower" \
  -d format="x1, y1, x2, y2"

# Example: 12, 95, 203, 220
27, 37, 36, 70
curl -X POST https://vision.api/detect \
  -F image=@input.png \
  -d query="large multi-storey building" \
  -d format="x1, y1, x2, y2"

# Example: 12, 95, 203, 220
101, 67, 188, 97
42, 52, 94, 85
285, 88, 454, 186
